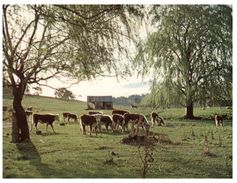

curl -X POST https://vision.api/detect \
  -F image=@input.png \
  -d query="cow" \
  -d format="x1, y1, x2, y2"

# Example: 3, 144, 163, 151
124, 113, 150, 134
214, 114, 224, 127
62, 112, 78, 122
80, 114, 101, 136
98, 115, 114, 132
62, 112, 70, 122
68, 113, 78, 122
112, 114, 125, 132
3, 105, 8, 112
25, 110, 33, 125
151, 112, 165, 126
131, 104, 138, 108
32, 113, 59, 133
112, 109, 129, 115
151, 112, 159, 126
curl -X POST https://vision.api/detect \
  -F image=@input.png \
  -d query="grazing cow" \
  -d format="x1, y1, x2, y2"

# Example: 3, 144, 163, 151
98, 115, 114, 132
157, 117, 165, 126
3, 105, 8, 112
88, 111, 103, 115
131, 104, 138, 108
62, 112, 78, 122
112, 114, 125, 132
25, 110, 33, 125
124, 113, 150, 134
80, 114, 101, 136
151, 112, 159, 126
151, 112, 165, 126
112, 109, 129, 115
62, 112, 70, 122
32, 113, 59, 133
68, 113, 78, 122
214, 115, 224, 127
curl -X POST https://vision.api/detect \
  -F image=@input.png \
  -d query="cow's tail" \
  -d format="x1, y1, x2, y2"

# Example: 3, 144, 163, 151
79, 118, 83, 131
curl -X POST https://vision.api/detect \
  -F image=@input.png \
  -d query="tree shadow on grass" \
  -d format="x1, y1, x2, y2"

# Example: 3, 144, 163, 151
16, 141, 61, 178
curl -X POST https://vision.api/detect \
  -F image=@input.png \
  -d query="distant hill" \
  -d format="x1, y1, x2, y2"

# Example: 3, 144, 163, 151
113, 94, 145, 106
3, 94, 87, 114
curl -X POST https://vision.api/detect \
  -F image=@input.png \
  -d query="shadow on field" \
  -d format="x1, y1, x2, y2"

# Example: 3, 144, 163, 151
39, 132, 67, 136
16, 141, 60, 178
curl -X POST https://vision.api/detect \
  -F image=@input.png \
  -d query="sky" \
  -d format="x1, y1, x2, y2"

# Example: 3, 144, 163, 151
39, 75, 152, 101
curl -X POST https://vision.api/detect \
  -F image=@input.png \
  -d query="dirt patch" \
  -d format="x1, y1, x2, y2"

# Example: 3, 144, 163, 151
201, 151, 217, 157
97, 146, 111, 150
121, 132, 172, 146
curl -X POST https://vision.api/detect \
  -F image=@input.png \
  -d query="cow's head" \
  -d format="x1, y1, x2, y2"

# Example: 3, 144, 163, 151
54, 114, 60, 121
139, 114, 150, 131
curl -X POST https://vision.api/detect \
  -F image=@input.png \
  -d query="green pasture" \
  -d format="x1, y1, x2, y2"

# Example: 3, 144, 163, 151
3, 95, 232, 178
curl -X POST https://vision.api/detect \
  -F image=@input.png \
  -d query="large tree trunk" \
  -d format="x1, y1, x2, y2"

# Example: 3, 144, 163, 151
185, 85, 195, 119
185, 101, 194, 119
12, 85, 30, 142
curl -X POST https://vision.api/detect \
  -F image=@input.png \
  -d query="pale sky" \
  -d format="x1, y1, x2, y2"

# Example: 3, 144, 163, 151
39, 75, 151, 101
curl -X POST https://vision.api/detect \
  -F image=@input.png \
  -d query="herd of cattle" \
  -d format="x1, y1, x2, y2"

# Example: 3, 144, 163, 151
3, 105, 225, 136
30, 109, 162, 135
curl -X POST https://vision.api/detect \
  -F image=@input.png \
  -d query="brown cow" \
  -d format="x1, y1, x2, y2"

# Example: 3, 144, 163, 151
3, 105, 8, 112
80, 114, 101, 136
214, 114, 224, 127
151, 112, 159, 126
68, 113, 78, 122
151, 112, 165, 126
112, 109, 129, 115
32, 113, 59, 133
98, 115, 114, 132
112, 114, 125, 132
131, 104, 138, 108
62, 112, 70, 122
124, 113, 150, 134
62, 112, 78, 122
26, 110, 33, 125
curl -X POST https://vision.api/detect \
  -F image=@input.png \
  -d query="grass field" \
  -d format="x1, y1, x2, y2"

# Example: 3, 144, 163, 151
3, 95, 232, 178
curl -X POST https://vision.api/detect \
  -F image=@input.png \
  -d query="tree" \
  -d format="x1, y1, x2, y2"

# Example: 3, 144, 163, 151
3, 5, 144, 141
142, 78, 185, 109
135, 5, 232, 118
55, 87, 75, 100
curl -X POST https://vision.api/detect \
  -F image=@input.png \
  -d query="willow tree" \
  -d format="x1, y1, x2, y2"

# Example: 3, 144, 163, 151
135, 5, 232, 118
3, 4, 143, 141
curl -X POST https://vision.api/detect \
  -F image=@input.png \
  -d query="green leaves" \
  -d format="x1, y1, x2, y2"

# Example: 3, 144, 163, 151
135, 5, 232, 109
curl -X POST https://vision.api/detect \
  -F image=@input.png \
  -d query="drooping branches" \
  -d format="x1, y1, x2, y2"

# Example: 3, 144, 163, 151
135, 5, 232, 116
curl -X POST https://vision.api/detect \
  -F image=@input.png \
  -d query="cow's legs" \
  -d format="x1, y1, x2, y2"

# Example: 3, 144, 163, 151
95, 126, 98, 136
82, 125, 86, 135
152, 117, 155, 126
30, 121, 34, 131
220, 120, 224, 127
89, 125, 92, 136
105, 124, 109, 132
215, 119, 219, 127
50, 124, 56, 133
121, 123, 125, 133
46, 123, 49, 132
35, 123, 38, 131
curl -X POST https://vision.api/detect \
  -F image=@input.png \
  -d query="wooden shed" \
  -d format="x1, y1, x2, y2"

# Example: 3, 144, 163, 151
87, 96, 113, 109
